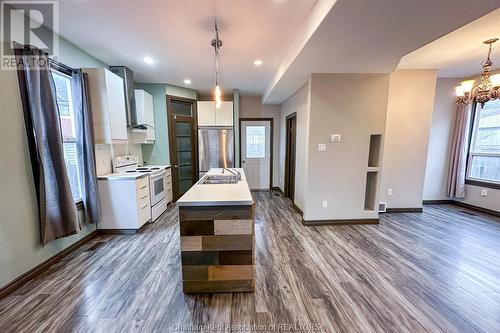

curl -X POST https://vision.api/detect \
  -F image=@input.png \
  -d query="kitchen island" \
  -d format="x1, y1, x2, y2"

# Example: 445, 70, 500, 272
177, 168, 255, 293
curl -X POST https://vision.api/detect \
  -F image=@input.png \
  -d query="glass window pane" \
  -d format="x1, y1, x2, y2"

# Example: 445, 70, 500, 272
63, 142, 82, 200
179, 179, 193, 195
176, 122, 192, 136
177, 137, 192, 151
177, 151, 192, 166
179, 165, 192, 180
469, 156, 500, 182
170, 100, 192, 116
472, 99, 500, 154
246, 126, 266, 158
52, 70, 82, 201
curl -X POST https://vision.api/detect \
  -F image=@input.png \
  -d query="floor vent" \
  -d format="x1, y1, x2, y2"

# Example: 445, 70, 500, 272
378, 202, 387, 213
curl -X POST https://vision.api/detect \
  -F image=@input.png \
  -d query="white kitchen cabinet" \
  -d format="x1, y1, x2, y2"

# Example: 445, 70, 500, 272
135, 89, 155, 142
197, 101, 233, 126
83, 68, 128, 144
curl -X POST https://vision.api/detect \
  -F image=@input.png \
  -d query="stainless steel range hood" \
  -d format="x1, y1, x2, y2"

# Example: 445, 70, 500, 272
108, 66, 147, 131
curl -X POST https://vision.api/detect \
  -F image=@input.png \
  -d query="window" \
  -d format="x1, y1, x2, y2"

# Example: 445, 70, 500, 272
467, 99, 500, 185
51, 70, 83, 202
246, 126, 266, 158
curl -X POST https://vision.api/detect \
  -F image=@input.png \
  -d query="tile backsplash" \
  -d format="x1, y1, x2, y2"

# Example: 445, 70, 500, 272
95, 144, 144, 175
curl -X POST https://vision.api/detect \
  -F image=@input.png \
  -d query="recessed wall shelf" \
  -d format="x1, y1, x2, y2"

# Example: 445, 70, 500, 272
364, 171, 378, 211
368, 134, 382, 168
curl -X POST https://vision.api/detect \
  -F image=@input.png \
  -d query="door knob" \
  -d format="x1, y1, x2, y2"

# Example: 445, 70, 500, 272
242, 161, 245, 163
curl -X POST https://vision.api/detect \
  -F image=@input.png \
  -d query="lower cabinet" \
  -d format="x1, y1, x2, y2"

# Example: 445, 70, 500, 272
98, 175, 151, 232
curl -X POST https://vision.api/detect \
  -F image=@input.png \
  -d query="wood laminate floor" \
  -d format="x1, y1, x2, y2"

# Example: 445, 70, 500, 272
1, 191, 500, 332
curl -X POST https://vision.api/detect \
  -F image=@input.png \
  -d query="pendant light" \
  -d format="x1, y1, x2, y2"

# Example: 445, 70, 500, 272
211, 21, 223, 109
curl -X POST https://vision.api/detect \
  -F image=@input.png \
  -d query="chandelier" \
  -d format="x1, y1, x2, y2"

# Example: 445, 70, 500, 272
455, 38, 500, 108
211, 21, 223, 109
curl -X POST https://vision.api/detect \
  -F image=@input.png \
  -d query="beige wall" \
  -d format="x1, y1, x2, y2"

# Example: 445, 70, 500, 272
303, 74, 389, 221
425, 74, 500, 212
379, 70, 437, 209
423, 79, 457, 201
279, 82, 311, 211
239, 96, 281, 187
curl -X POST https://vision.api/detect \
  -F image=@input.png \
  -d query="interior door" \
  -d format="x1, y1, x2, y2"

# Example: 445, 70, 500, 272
241, 120, 271, 190
167, 96, 198, 200
285, 113, 297, 199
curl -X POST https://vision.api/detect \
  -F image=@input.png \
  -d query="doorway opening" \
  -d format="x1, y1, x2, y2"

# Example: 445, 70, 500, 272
239, 118, 273, 190
284, 112, 296, 200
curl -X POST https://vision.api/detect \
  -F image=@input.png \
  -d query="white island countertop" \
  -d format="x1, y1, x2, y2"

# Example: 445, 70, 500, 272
177, 168, 254, 207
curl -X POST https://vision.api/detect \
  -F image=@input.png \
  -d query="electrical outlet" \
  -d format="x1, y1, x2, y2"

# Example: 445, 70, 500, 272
387, 188, 393, 196
330, 134, 342, 142
322, 200, 328, 208
318, 144, 327, 152
481, 188, 488, 197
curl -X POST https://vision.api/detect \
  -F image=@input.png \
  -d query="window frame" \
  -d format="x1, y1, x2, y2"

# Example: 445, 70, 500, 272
465, 101, 500, 190
49, 60, 85, 209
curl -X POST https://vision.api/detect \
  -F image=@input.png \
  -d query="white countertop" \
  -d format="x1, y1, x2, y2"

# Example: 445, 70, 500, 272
177, 168, 254, 207
97, 172, 148, 181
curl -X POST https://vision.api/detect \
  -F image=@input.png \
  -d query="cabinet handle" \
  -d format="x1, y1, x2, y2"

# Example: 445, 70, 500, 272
140, 195, 148, 199
140, 185, 147, 189
141, 204, 148, 209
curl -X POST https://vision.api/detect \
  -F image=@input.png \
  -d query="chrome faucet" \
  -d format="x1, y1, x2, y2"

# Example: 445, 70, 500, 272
222, 168, 241, 180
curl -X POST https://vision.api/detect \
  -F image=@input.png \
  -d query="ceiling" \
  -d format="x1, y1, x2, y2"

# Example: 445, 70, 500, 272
398, 9, 500, 78
263, 0, 500, 103
35, 0, 500, 103
51, 0, 317, 95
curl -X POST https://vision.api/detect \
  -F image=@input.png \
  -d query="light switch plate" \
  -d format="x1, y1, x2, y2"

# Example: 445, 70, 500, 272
318, 144, 327, 152
481, 188, 488, 197
330, 134, 342, 142
322, 200, 328, 208
387, 188, 393, 196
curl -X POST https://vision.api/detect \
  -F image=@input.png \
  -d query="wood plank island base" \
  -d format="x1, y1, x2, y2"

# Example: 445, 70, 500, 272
176, 168, 255, 293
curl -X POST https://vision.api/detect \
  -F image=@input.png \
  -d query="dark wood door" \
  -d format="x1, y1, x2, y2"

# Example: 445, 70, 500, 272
167, 96, 198, 201
284, 113, 297, 200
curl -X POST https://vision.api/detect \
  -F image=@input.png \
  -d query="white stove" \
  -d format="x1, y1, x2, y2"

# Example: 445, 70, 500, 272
112, 155, 170, 221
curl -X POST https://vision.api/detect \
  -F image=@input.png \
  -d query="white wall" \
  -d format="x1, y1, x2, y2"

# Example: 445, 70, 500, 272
379, 70, 437, 209
423, 79, 457, 201
279, 81, 311, 211
239, 96, 281, 187
304, 74, 390, 221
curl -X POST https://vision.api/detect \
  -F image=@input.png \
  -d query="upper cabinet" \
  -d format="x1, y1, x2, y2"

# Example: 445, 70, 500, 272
83, 68, 128, 144
135, 89, 155, 142
197, 101, 233, 126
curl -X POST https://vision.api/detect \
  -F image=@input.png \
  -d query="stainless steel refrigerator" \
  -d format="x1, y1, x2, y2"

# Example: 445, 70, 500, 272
198, 127, 234, 178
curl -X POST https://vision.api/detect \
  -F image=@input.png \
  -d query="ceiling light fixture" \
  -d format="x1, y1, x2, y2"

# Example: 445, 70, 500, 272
254, 59, 263, 66
455, 38, 500, 108
184, 79, 192, 85
211, 20, 223, 109
143, 56, 154, 64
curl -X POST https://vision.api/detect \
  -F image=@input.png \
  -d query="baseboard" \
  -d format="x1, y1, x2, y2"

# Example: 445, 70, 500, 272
302, 218, 379, 226
423, 200, 500, 218
98, 222, 150, 235
452, 201, 500, 218
385, 207, 423, 213
0, 229, 98, 300
422, 200, 453, 204
293, 203, 303, 217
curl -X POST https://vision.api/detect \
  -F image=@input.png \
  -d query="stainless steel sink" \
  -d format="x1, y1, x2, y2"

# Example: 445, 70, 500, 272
200, 174, 239, 184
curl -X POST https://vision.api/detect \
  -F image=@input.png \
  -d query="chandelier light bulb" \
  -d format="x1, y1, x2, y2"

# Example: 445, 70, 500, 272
454, 85, 465, 97
490, 74, 500, 88
460, 80, 475, 93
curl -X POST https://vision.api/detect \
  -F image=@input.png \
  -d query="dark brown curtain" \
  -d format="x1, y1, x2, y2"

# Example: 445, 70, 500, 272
14, 44, 79, 244
71, 70, 100, 224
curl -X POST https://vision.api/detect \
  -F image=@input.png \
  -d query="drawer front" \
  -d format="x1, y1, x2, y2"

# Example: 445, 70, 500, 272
137, 185, 149, 201
165, 169, 172, 184
166, 188, 173, 203
138, 201, 151, 225
136, 176, 149, 191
